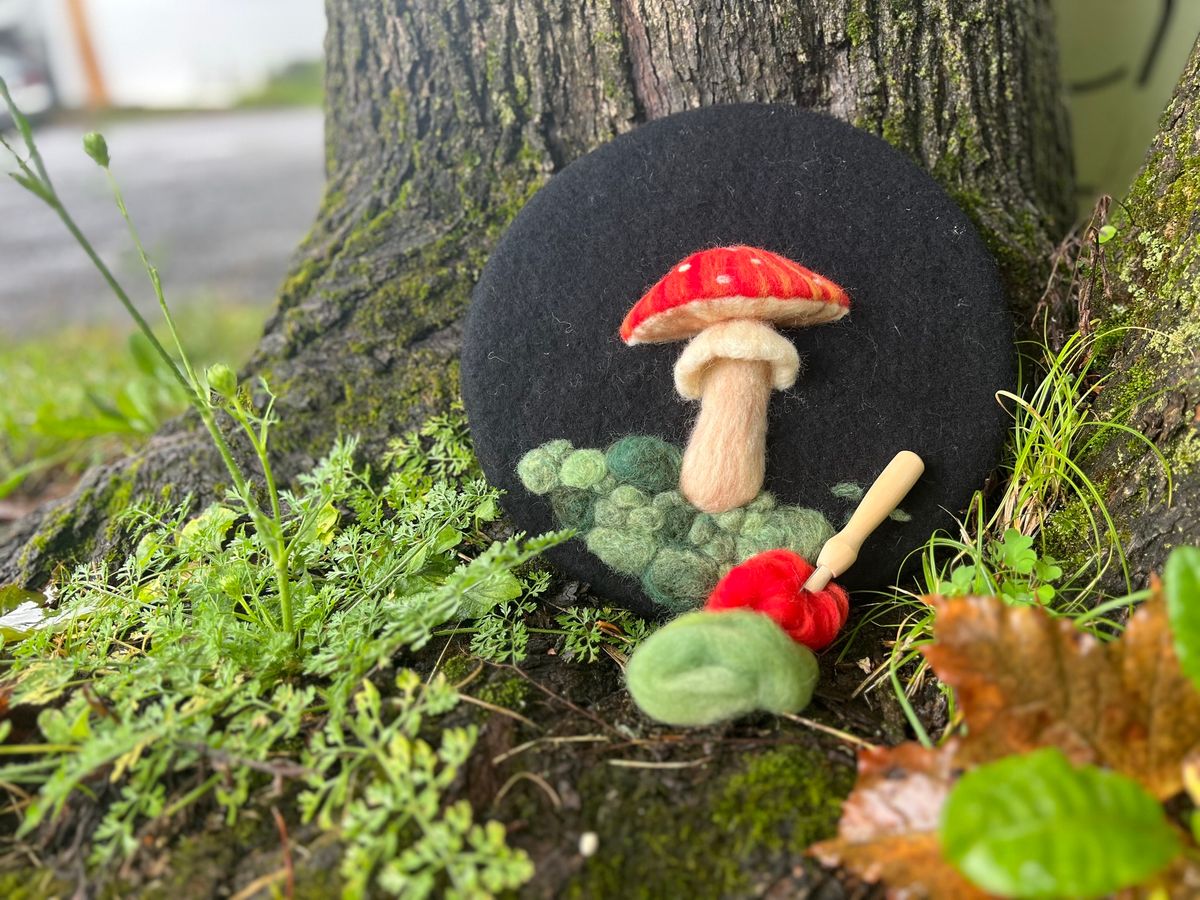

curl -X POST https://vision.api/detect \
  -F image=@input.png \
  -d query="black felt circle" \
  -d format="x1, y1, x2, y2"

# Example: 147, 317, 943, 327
462, 103, 1012, 615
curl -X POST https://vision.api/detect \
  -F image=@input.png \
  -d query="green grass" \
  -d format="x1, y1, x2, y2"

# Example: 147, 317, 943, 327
0, 305, 265, 500
848, 325, 1171, 741
235, 61, 324, 109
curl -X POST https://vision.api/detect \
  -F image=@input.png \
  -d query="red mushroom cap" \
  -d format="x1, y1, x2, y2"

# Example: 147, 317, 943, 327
620, 245, 850, 345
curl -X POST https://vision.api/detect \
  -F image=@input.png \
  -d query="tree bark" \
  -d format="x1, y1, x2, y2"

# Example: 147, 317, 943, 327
1, 1, 1073, 584
1053, 36, 1200, 588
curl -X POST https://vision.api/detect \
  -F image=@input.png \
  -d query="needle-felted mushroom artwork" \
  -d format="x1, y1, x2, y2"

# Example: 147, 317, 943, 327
461, 103, 1013, 725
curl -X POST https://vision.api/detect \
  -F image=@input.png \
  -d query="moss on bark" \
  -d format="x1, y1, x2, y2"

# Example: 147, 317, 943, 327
1046, 38, 1200, 588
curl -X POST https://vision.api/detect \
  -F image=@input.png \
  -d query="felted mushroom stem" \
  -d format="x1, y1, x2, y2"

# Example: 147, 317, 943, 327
674, 319, 800, 513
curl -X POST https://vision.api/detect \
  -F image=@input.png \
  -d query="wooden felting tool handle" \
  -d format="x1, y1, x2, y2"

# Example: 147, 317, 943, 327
803, 451, 925, 592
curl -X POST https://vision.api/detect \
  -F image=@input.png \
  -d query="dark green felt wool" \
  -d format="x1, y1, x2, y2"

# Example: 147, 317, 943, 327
515, 435, 834, 612
549, 487, 594, 532
625, 609, 819, 725
642, 549, 719, 613
605, 436, 682, 494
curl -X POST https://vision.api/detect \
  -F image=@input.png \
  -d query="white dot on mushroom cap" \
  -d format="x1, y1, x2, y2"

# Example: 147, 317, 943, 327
715, 274, 733, 285
750, 258, 763, 264
678, 263, 691, 272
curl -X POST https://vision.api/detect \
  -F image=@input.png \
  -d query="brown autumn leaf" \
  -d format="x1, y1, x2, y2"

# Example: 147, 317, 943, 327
922, 588, 1200, 799
809, 741, 989, 899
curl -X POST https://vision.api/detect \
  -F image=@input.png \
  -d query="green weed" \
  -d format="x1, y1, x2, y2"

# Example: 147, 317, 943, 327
0, 422, 569, 895
852, 325, 1171, 742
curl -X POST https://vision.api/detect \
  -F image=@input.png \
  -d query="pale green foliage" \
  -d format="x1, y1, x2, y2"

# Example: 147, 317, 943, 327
468, 599, 649, 666
934, 528, 1063, 605
0, 428, 564, 895
301, 673, 533, 898
0, 311, 263, 500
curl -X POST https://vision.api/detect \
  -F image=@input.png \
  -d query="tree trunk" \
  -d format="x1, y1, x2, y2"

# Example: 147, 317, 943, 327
1052, 36, 1200, 588
1, 1, 1073, 586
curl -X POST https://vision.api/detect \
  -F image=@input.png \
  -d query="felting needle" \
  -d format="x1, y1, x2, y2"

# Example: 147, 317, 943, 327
803, 451, 925, 592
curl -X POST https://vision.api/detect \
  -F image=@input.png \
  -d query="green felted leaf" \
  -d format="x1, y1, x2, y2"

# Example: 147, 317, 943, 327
625, 610, 818, 726
940, 748, 1180, 899
1165, 545, 1200, 691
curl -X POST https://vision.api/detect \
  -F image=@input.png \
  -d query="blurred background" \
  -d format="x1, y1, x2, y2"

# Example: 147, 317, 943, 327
1, 0, 326, 337
0, 0, 1196, 517
0, 0, 325, 516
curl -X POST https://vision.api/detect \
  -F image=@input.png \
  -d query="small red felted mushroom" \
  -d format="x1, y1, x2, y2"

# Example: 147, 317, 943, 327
621, 246, 849, 513
705, 548, 850, 650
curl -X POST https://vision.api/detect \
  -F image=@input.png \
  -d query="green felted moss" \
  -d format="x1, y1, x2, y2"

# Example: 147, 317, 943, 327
738, 507, 834, 563
517, 438, 836, 613
714, 508, 746, 533
701, 533, 737, 564
746, 492, 777, 513
770, 507, 835, 561
741, 511, 768, 534
550, 487, 595, 532
652, 491, 696, 542
688, 515, 718, 545
642, 548, 720, 613
611, 484, 649, 509
516, 444, 565, 495
586, 527, 658, 575
560, 449, 608, 489
736, 531, 780, 562
627, 505, 665, 534
605, 436, 683, 494
592, 497, 627, 529
625, 610, 819, 726
592, 474, 619, 495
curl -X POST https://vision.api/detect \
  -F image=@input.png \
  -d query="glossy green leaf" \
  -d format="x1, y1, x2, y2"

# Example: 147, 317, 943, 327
941, 748, 1179, 898
1166, 546, 1200, 691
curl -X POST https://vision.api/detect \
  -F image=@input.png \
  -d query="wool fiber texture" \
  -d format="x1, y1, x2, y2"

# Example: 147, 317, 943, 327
678, 357, 772, 512
705, 549, 850, 650
624, 609, 819, 725
463, 103, 1013, 613
673, 318, 800, 398
517, 435, 834, 613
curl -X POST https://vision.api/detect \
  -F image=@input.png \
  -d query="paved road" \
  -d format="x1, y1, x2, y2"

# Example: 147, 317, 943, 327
0, 108, 325, 338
